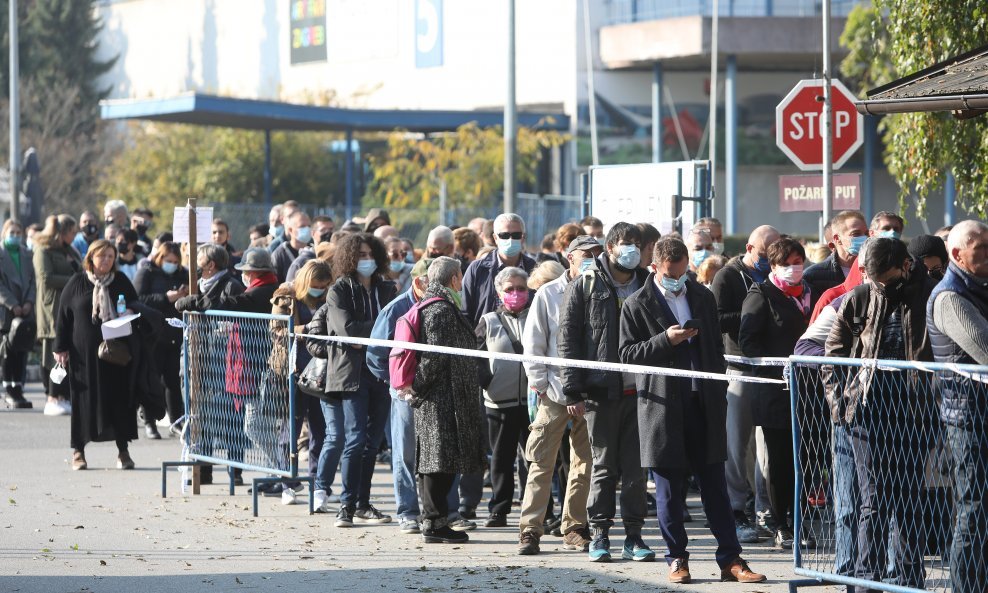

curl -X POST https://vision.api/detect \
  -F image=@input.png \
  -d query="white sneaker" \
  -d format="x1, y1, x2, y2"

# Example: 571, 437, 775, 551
58, 399, 71, 414
281, 487, 298, 505
313, 489, 334, 513
44, 401, 68, 416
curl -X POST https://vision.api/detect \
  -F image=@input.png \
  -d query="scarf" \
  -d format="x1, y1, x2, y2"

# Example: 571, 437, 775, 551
199, 269, 228, 294
86, 270, 117, 323
248, 271, 278, 290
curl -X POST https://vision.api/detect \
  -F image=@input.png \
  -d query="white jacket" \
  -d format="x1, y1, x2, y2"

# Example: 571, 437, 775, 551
522, 272, 572, 406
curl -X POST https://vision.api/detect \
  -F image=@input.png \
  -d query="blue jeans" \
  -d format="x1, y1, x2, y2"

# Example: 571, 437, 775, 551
946, 424, 988, 593
832, 424, 859, 579
391, 392, 462, 521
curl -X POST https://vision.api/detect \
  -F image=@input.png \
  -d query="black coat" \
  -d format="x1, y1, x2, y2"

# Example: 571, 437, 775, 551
134, 260, 187, 346
619, 276, 728, 470
803, 252, 846, 308
710, 256, 761, 362
739, 280, 811, 428
174, 273, 246, 314
306, 275, 397, 394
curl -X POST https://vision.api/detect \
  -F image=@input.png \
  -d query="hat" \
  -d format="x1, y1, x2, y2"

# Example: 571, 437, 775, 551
908, 234, 948, 264
410, 257, 434, 279
234, 247, 275, 272
363, 208, 390, 232
566, 235, 602, 255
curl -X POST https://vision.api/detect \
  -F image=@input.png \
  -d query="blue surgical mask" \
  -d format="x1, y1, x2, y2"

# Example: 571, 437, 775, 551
615, 244, 640, 270
754, 256, 771, 274
579, 258, 593, 273
405, 254, 415, 264
356, 259, 377, 278
272, 225, 285, 239
660, 273, 687, 293
596, 237, 607, 247
497, 238, 522, 258
307, 287, 326, 298
389, 260, 405, 273
847, 235, 868, 256
162, 261, 179, 275
4, 237, 19, 250
878, 230, 901, 240
691, 249, 710, 269
295, 226, 312, 243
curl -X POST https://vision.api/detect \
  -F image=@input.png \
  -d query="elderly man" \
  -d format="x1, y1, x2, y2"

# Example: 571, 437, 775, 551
425, 226, 455, 259
103, 199, 129, 229
272, 211, 312, 282
463, 213, 536, 326
696, 217, 725, 256
517, 235, 600, 555
686, 227, 714, 274
928, 220, 988, 593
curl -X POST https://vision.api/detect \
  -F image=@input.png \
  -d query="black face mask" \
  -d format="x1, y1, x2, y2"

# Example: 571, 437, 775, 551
135, 224, 149, 235
83, 224, 98, 237
883, 271, 909, 304
929, 268, 944, 281
117, 242, 130, 255
104, 218, 115, 226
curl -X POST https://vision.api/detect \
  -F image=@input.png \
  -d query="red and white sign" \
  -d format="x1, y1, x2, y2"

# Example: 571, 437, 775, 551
778, 173, 861, 212
776, 79, 863, 171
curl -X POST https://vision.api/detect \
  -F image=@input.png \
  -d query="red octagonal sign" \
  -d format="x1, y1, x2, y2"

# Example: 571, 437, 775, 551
776, 79, 863, 171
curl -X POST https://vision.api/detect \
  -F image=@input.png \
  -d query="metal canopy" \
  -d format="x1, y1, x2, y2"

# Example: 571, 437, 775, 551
856, 43, 988, 117
99, 92, 569, 132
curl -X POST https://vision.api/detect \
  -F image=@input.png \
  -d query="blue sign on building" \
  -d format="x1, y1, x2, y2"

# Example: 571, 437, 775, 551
415, 0, 443, 69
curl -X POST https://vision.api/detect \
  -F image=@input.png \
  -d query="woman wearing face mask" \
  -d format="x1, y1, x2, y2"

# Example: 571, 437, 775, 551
306, 233, 397, 526
383, 237, 413, 293
133, 241, 188, 438
823, 237, 935, 589
0, 220, 36, 409
739, 237, 812, 550
475, 266, 533, 527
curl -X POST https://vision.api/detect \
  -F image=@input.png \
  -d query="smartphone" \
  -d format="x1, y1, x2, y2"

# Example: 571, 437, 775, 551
683, 319, 701, 331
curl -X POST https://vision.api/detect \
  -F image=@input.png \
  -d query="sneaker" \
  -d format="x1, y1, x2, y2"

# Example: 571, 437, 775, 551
517, 530, 540, 555
459, 508, 477, 520
484, 513, 507, 528
44, 400, 68, 416
335, 507, 355, 528
354, 505, 392, 524
775, 527, 794, 550
281, 487, 299, 505
71, 450, 87, 471
562, 527, 591, 551
588, 528, 611, 562
4, 391, 32, 409
669, 558, 691, 584
756, 510, 778, 533
448, 517, 477, 532
313, 490, 334, 514
422, 524, 469, 544
327, 493, 341, 504
144, 423, 161, 440
734, 512, 761, 544
117, 451, 135, 470
622, 535, 656, 562
399, 518, 420, 534
800, 531, 817, 549
720, 557, 766, 583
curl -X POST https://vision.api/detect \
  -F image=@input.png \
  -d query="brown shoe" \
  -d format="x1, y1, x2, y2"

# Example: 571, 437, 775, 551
517, 530, 540, 555
668, 558, 691, 584
117, 450, 135, 470
72, 450, 87, 471
562, 527, 591, 551
720, 557, 767, 583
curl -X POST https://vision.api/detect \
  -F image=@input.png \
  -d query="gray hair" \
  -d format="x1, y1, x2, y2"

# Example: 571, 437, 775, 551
427, 256, 461, 287
104, 199, 128, 215
427, 225, 454, 249
947, 220, 988, 260
494, 266, 529, 294
493, 212, 526, 234
198, 243, 230, 270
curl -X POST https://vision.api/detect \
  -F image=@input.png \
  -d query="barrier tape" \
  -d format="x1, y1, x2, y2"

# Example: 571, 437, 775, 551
724, 354, 789, 367
293, 332, 787, 385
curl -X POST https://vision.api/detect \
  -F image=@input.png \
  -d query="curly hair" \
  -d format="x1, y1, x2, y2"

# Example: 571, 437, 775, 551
332, 232, 389, 280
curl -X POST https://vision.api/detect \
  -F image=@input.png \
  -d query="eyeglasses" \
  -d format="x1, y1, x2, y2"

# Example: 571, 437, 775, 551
497, 231, 523, 240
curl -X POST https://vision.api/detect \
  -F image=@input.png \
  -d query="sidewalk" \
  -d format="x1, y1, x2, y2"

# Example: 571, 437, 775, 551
0, 383, 839, 592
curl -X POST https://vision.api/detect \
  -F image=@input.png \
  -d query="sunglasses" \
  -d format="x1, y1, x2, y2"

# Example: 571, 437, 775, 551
497, 231, 523, 240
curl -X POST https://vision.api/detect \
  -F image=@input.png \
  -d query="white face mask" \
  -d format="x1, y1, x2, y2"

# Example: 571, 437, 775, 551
776, 264, 804, 284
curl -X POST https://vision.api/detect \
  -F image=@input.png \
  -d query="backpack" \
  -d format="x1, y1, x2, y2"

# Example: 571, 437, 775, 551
388, 297, 444, 391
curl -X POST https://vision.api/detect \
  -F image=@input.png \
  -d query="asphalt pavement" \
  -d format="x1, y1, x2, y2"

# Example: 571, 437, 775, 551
0, 383, 841, 593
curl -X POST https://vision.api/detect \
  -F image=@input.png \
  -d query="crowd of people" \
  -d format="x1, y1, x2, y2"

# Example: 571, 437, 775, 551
2, 197, 987, 589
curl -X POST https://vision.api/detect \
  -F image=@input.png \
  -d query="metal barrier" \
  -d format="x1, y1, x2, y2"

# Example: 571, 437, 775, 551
790, 355, 988, 593
161, 310, 314, 516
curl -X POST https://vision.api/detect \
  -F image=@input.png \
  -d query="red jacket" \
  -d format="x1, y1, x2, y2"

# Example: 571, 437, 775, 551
809, 258, 862, 323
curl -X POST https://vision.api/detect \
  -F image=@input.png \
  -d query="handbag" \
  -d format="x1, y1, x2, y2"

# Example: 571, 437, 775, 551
295, 356, 327, 397
98, 338, 132, 366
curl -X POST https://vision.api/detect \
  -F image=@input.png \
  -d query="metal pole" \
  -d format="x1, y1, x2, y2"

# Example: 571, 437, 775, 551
651, 62, 663, 163
8, 0, 18, 222
945, 171, 956, 227
725, 54, 737, 235
263, 130, 272, 211
862, 117, 875, 220
504, 0, 516, 213
708, 0, 718, 218
344, 128, 354, 221
582, 0, 599, 167
821, 0, 833, 243
439, 178, 447, 227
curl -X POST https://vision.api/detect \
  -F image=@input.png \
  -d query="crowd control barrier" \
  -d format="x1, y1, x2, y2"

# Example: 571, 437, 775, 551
790, 355, 988, 593
161, 310, 314, 516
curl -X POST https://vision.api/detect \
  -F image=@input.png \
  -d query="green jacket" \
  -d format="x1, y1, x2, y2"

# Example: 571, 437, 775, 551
33, 243, 81, 339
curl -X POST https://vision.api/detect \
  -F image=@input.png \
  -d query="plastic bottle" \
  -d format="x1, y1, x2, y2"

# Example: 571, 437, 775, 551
116, 294, 126, 315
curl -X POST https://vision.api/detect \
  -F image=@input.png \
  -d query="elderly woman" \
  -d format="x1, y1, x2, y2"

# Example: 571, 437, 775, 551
0, 220, 36, 409
739, 236, 812, 549
475, 266, 533, 528
406, 256, 486, 543
54, 240, 140, 471
134, 241, 189, 438
34, 214, 83, 415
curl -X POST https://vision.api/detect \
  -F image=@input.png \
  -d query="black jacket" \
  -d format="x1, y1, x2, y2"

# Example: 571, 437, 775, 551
739, 280, 811, 428
557, 259, 648, 403
619, 276, 727, 470
804, 252, 846, 308
710, 255, 761, 363
174, 273, 246, 314
272, 241, 303, 282
306, 275, 397, 394
134, 260, 188, 345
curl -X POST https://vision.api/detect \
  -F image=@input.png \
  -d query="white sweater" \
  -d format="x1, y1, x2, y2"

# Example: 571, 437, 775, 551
522, 272, 572, 406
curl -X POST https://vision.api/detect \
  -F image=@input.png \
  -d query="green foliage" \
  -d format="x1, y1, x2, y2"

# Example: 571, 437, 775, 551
98, 124, 342, 229
365, 122, 568, 209
840, 1, 988, 219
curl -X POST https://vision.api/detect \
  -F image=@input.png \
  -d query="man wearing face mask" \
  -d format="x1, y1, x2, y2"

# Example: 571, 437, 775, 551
462, 213, 536, 327
804, 210, 868, 307
103, 200, 129, 230
285, 215, 335, 284
687, 227, 715, 275
619, 238, 766, 584
710, 224, 780, 544
131, 208, 155, 256
696, 217, 725, 256
869, 210, 905, 240
72, 211, 100, 258
425, 226, 455, 259
272, 211, 312, 282
908, 234, 948, 282
580, 216, 606, 247
557, 222, 650, 563
116, 229, 143, 282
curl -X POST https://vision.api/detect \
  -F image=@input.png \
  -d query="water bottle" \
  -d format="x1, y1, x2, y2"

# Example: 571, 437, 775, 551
180, 465, 191, 495
116, 294, 126, 316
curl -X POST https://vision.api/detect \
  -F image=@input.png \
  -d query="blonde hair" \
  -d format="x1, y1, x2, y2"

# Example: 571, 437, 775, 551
528, 260, 566, 290
293, 259, 333, 307
82, 239, 118, 273
696, 254, 727, 285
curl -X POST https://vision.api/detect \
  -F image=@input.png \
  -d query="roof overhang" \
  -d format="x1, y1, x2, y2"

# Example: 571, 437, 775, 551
100, 93, 570, 133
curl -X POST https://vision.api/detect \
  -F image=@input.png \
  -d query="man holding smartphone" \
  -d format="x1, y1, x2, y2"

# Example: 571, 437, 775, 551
619, 237, 765, 585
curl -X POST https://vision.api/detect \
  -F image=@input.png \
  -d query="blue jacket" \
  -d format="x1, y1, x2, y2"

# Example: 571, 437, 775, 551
463, 248, 536, 327
366, 289, 417, 395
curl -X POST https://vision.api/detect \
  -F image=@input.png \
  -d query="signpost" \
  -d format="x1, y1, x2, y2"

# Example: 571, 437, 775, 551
779, 173, 861, 212
776, 78, 863, 171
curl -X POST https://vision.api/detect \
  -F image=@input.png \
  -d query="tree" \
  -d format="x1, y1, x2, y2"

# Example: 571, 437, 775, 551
365, 122, 568, 209
840, 1, 988, 218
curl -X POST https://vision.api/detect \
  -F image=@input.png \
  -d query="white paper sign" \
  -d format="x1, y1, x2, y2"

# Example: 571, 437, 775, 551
589, 161, 705, 236
101, 313, 141, 340
172, 206, 213, 244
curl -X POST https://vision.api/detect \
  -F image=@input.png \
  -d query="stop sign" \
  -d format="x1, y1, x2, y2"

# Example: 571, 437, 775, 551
776, 79, 863, 171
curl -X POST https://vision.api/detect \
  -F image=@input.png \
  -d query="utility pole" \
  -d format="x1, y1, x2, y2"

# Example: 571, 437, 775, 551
708, 0, 718, 218
8, 0, 19, 222
503, 0, 516, 214
821, 0, 833, 242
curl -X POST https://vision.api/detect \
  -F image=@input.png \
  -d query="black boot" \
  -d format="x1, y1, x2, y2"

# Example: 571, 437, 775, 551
4, 384, 31, 409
